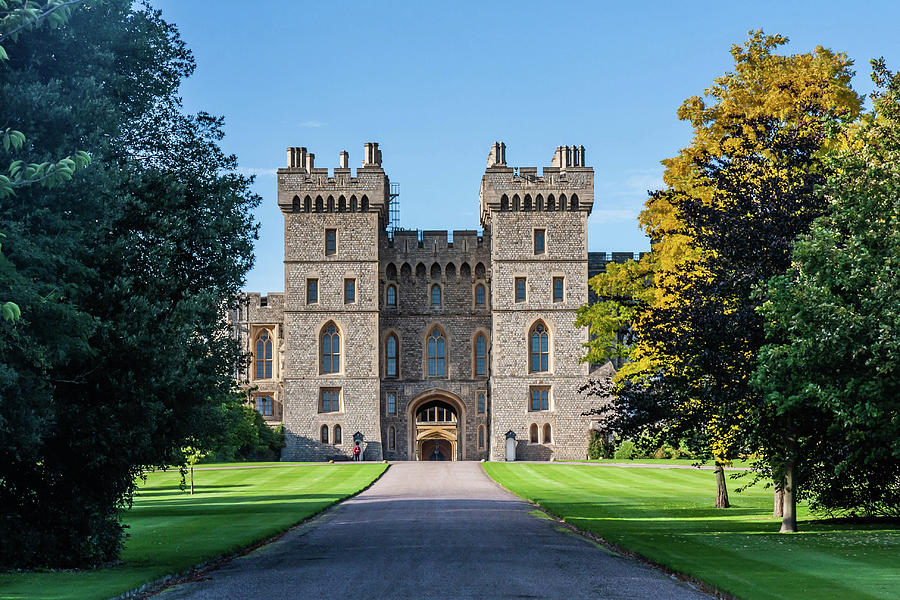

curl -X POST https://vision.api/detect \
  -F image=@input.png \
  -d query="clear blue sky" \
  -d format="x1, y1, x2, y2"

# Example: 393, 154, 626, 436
149, 0, 900, 294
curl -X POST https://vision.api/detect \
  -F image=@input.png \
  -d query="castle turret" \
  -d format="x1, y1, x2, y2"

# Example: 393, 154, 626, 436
276, 143, 390, 460
480, 142, 594, 460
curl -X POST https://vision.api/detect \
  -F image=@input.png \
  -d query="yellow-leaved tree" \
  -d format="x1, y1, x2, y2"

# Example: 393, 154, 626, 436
577, 30, 861, 509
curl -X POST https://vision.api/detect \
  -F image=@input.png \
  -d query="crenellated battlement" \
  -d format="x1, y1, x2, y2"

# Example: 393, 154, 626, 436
276, 142, 390, 219
385, 229, 487, 251
479, 141, 594, 227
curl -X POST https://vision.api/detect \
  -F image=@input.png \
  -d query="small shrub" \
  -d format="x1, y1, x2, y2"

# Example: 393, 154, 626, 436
588, 430, 604, 459
614, 439, 636, 460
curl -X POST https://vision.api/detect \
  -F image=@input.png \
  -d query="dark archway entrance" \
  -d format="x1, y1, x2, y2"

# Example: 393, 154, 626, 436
412, 398, 459, 461
421, 439, 452, 461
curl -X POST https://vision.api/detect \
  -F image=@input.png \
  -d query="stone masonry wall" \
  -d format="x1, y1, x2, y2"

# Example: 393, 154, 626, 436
482, 153, 595, 461
379, 230, 492, 460
228, 142, 611, 462
280, 202, 384, 460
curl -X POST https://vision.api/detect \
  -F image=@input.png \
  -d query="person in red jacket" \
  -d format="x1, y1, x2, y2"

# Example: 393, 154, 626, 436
352, 442, 362, 461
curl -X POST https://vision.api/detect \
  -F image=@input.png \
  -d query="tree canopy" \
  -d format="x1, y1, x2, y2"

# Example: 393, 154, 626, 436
579, 31, 862, 515
753, 59, 900, 521
0, 0, 259, 567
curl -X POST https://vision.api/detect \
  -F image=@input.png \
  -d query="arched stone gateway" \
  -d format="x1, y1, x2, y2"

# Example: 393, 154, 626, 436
407, 391, 466, 461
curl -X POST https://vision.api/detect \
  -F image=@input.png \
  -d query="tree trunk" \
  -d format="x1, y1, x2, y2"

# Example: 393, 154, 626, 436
190, 465, 194, 496
780, 462, 797, 532
773, 480, 784, 518
715, 464, 730, 508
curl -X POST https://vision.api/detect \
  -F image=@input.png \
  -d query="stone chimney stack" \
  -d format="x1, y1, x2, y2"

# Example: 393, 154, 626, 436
339, 150, 349, 169
551, 146, 561, 168
305, 152, 315, 172
487, 141, 508, 168
287, 146, 309, 170
362, 142, 382, 167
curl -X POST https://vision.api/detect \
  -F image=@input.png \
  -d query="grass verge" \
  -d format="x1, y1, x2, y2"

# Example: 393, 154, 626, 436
570, 458, 749, 467
483, 463, 899, 600
1, 463, 387, 600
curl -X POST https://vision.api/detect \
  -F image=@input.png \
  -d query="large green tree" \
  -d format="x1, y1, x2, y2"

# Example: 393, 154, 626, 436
753, 60, 900, 529
1, 0, 93, 321
579, 32, 861, 513
0, 1, 259, 567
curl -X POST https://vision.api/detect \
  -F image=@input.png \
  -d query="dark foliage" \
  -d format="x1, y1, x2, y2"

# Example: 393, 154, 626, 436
584, 117, 833, 475
204, 402, 286, 463
0, 1, 259, 567
753, 61, 900, 517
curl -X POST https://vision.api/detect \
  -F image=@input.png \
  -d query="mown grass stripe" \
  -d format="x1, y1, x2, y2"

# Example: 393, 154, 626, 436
0, 463, 386, 600
483, 462, 899, 600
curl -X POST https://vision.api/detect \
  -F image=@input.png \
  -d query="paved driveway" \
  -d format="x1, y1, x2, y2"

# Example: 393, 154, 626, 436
157, 462, 708, 599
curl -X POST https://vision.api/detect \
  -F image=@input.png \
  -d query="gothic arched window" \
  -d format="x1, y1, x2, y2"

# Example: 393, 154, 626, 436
543, 424, 552, 444
431, 284, 441, 307
477, 392, 486, 414
321, 322, 340, 374
321, 424, 329, 444
386, 284, 397, 307
427, 327, 445, 377
530, 423, 539, 443
334, 424, 342, 445
474, 334, 487, 376
386, 334, 398, 378
530, 322, 549, 372
255, 330, 273, 379
475, 283, 485, 306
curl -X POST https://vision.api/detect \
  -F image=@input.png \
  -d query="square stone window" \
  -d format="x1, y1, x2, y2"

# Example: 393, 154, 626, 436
529, 386, 550, 411
320, 387, 341, 413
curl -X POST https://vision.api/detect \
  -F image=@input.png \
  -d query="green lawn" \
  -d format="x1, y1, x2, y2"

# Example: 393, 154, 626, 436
1, 463, 386, 600
484, 463, 899, 600
572, 458, 750, 467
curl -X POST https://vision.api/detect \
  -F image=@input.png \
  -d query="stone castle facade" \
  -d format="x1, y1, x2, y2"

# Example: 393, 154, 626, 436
230, 142, 624, 461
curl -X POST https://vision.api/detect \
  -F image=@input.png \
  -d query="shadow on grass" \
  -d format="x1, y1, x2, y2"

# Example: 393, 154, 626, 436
132, 493, 354, 517
136, 484, 252, 497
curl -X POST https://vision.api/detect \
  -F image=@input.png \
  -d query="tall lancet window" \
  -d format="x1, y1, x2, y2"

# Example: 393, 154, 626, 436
427, 327, 445, 377
530, 322, 549, 372
321, 322, 340, 374
255, 330, 273, 379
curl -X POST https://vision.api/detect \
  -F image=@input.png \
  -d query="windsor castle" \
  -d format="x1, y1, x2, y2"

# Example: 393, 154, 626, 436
229, 142, 631, 461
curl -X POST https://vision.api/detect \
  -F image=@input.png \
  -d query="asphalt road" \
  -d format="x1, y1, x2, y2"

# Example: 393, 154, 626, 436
156, 462, 709, 599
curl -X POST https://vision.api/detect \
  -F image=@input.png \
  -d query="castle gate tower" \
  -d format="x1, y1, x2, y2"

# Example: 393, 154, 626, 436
480, 142, 595, 460
277, 144, 388, 460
